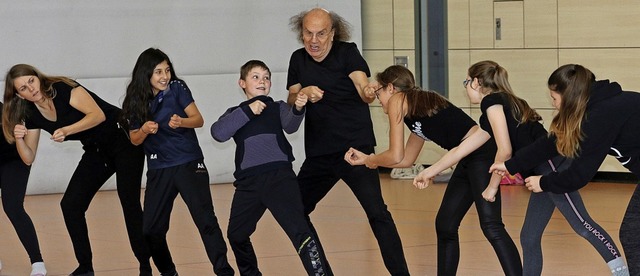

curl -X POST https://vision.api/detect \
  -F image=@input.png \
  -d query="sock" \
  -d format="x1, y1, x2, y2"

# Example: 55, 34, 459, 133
608, 257, 629, 276
31, 262, 47, 276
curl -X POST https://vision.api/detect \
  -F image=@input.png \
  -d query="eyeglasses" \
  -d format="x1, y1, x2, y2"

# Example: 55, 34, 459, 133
302, 28, 333, 41
373, 86, 385, 99
462, 78, 472, 88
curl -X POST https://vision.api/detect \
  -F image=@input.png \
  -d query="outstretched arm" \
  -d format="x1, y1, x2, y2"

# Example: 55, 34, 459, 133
345, 94, 420, 168
349, 70, 376, 103
482, 105, 512, 202
413, 126, 490, 189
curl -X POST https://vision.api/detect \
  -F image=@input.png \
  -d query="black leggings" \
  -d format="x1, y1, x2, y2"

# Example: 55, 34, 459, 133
436, 149, 522, 276
0, 159, 43, 264
60, 134, 149, 271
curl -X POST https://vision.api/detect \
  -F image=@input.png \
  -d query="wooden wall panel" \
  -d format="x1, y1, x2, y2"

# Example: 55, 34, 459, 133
559, 48, 640, 91
447, 0, 470, 49
469, 0, 494, 48
494, 1, 524, 49
393, 0, 416, 49
558, 0, 640, 47
443, 0, 640, 174
362, 0, 394, 49
371, 106, 391, 153
524, 0, 558, 48
469, 49, 559, 109
447, 49, 471, 107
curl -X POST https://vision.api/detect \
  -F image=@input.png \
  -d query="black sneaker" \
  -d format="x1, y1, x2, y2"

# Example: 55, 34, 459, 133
69, 271, 94, 276
160, 270, 178, 276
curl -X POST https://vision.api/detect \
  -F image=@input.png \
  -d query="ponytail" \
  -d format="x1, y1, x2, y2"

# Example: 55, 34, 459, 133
468, 60, 542, 124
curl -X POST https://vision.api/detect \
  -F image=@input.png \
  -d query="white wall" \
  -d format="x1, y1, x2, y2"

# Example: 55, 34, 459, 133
0, 1, 363, 195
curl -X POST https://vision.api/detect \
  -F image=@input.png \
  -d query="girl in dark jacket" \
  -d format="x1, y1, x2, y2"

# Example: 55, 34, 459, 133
491, 64, 636, 275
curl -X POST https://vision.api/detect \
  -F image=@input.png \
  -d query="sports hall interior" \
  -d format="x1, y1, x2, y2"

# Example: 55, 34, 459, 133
1, 1, 638, 275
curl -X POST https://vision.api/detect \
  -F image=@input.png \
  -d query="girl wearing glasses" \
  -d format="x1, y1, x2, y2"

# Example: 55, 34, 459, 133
418, 60, 627, 275
345, 65, 522, 275
491, 64, 633, 275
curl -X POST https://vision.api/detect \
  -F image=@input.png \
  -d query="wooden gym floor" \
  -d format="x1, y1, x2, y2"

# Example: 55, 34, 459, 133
0, 173, 634, 275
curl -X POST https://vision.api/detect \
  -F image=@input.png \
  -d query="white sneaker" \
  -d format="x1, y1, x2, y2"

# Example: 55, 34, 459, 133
390, 164, 425, 180
0, 259, 3, 271
31, 262, 47, 276
390, 167, 415, 179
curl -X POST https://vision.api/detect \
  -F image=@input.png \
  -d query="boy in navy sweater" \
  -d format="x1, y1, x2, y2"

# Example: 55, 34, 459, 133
211, 60, 329, 276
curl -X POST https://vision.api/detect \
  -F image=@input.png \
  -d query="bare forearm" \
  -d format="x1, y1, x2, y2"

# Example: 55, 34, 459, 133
15, 139, 36, 165
177, 115, 203, 128
65, 112, 106, 136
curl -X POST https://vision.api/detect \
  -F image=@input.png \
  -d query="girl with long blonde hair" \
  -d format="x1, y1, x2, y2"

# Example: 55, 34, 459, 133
490, 64, 632, 275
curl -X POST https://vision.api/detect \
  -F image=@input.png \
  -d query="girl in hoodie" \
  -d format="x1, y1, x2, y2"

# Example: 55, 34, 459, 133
491, 64, 637, 275
414, 61, 627, 275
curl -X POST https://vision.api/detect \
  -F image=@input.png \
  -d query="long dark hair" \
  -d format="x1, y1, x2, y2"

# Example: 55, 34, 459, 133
376, 65, 449, 122
120, 48, 179, 129
547, 64, 595, 158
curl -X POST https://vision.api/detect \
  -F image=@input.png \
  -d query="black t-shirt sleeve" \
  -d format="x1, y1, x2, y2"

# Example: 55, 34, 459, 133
480, 93, 503, 114
286, 49, 302, 90
479, 93, 505, 133
341, 42, 371, 77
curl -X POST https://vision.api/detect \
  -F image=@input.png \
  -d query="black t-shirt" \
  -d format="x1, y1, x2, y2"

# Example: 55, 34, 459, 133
25, 81, 121, 146
480, 92, 547, 177
403, 102, 477, 150
479, 92, 546, 153
287, 41, 374, 157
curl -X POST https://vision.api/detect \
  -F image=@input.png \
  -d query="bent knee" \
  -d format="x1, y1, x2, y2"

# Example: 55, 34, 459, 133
480, 221, 508, 240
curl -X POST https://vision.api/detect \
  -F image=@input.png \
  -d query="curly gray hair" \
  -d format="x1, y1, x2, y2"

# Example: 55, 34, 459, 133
289, 8, 352, 44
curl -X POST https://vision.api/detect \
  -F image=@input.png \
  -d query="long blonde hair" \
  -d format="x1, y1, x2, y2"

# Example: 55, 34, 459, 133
2, 64, 77, 143
547, 64, 594, 158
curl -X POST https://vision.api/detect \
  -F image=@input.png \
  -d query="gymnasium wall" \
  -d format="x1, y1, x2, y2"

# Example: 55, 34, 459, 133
0, 1, 363, 194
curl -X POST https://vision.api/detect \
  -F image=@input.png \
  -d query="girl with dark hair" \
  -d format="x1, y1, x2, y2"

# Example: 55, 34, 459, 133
472, 61, 626, 275
120, 48, 233, 276
2, 64, 150, 276
346, 65, 522, 275
491, 64, 636, 275
417, 60, 627, 275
